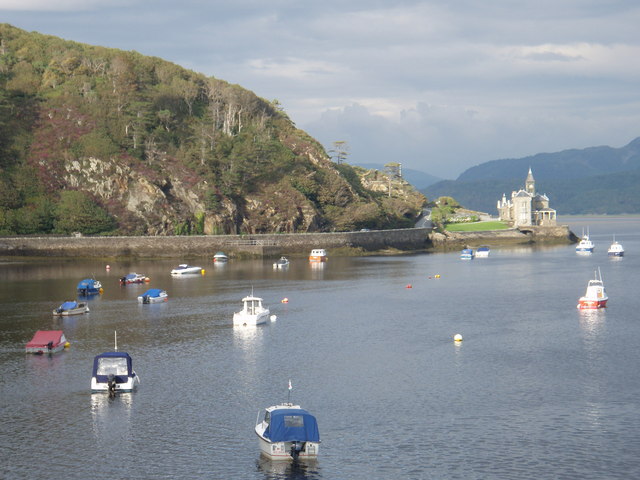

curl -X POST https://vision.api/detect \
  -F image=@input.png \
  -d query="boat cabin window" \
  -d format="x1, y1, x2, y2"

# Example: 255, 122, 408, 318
284, 415, 304, 427
97, 357, 128, 376
264, 411, 270, 425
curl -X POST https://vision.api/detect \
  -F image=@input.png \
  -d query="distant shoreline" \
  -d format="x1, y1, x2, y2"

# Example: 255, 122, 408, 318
0, 225, 577, 259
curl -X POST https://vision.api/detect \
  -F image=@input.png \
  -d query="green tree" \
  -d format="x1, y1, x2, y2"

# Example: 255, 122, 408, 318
53, 190, 115, 234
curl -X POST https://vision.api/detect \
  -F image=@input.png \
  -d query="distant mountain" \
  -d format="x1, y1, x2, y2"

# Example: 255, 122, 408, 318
423, 138, 640, 214
352, 163, 442, 189
457, 137, 640, 181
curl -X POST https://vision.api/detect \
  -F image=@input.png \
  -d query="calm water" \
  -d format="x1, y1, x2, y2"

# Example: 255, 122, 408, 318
1, 216, 640, 480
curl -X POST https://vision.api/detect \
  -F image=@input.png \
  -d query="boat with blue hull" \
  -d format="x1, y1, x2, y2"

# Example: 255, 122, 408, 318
608, 236, 624, 257
460, 248, 474, 260
575, 229, 595, 254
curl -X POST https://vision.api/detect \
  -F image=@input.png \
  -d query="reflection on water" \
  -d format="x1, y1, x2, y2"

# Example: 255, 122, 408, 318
2, 216, 640, 479
578, 309, 607, 338
257, 456, 321, 480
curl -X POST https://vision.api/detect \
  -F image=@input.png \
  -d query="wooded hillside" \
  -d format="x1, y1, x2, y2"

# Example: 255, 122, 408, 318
0, 24, 425, 235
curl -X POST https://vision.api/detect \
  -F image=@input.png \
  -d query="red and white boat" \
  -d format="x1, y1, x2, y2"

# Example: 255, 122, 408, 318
577, 268, 608, 309
25, 330, 69, 354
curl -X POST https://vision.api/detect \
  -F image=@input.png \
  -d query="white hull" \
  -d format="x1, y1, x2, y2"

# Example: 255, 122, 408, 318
26, 344, 66, 354
137, 295, 168, 303
171, 264, 203, 275
233, 310, 269, 326
53, 305, 89, 316
256, 433, 319, 460
91, 374, 139, 393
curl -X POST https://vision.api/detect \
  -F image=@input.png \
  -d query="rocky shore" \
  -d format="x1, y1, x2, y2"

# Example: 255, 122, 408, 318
428, 225, 578, 251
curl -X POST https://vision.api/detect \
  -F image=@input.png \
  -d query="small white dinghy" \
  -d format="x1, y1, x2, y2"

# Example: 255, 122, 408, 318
273, 256, 290, 269
170, 264, 204, 275
255, 381, 320, 461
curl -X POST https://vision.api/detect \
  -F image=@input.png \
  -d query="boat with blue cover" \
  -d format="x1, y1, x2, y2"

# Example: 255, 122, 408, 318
137, 288, 168, 304
77, 278, 103, 296
91, 332, 140, 395
255, 403, 320, 460
475, 246, 490, 257
53, 300, 90, 316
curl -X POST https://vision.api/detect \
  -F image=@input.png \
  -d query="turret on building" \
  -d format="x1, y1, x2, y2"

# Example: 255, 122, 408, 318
497, 168, 557, 227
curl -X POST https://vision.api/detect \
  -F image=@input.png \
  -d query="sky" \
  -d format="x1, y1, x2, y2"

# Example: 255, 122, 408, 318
2, 1, 640, 179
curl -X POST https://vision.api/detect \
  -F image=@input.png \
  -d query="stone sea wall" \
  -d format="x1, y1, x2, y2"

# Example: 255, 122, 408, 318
0, 225, 576, 258
0, 228, 432, 259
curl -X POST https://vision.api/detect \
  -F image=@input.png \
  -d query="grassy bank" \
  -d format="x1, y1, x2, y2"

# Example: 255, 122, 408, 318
445, 221, 509, 232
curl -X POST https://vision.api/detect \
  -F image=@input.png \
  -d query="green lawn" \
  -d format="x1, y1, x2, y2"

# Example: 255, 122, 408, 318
445, 221, 509, 232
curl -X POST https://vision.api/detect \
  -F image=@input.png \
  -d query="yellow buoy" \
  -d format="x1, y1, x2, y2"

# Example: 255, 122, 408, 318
201, 269, 206, 275
454, 334, 463, 342
435, 274, 441, 278
64, 342, 71, 348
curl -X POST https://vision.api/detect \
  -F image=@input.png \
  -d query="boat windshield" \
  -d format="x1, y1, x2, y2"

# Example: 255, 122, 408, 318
284, 415, 304, 427
97, 357, 129, 376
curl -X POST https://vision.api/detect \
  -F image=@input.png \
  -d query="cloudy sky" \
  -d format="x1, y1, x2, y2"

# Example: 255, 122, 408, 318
2, 1, 640, 179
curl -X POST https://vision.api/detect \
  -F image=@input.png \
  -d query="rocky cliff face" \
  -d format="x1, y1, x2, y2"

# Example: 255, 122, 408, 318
1, 24, 426, 236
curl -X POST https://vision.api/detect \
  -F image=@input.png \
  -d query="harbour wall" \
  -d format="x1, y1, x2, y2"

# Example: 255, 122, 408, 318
0, 225, 576, 258
0, 228, 432, 259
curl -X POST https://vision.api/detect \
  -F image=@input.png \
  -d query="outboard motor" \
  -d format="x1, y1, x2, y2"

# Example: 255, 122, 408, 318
290, 441, 305, 460
143, 295, 150, 304
107, 374, 117, 397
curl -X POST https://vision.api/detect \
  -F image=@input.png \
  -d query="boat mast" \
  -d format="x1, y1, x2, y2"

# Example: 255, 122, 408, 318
114, 330, 118, 351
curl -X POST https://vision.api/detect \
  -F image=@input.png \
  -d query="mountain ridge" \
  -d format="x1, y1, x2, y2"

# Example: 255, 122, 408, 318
423, 137, 640, 214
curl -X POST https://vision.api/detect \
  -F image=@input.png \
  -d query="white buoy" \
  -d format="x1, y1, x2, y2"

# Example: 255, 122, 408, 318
454, 333, 463, 342
270, 315, 277, 322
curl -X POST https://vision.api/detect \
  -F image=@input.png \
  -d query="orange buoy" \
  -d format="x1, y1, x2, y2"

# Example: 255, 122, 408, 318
406, 284, 412, 289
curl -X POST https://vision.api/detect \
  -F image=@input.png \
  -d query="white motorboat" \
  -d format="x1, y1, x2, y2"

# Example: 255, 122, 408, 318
607, 236, 624, 257
52, 300, 89, 316
576, 228, 594, 253
475, 246, 490, 257
308, 249, 327, 262
170, 264, 204, 275
233, 292, 270, 326
91, 332, 140, 395
119, 272, 149, 284
577, 268, 608, 310
213, 252, 228, 263
273, 256, 290, 269
137, 288, 168, 304
255, 402, 320, 461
